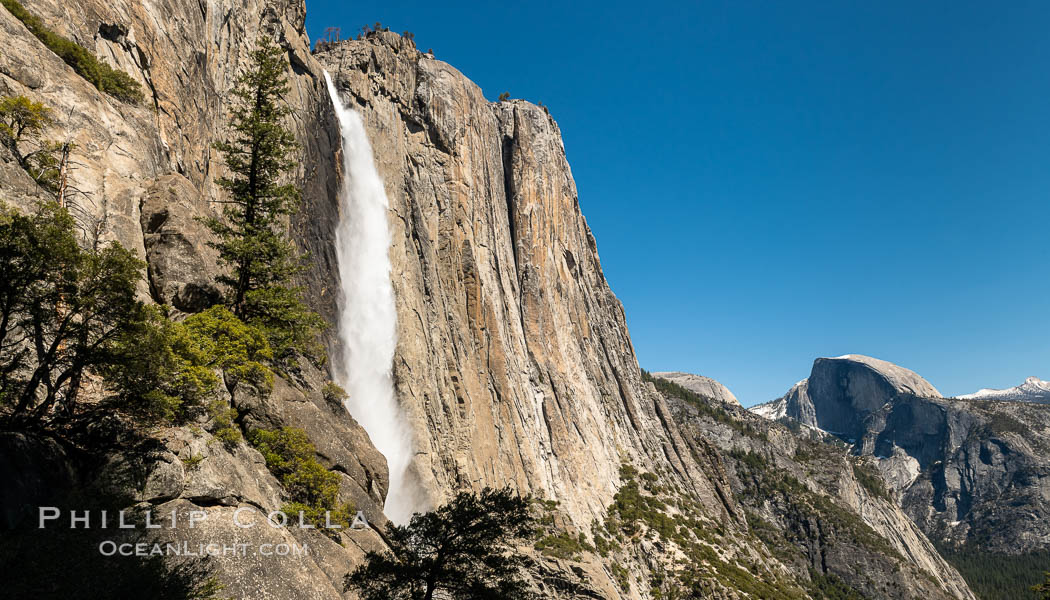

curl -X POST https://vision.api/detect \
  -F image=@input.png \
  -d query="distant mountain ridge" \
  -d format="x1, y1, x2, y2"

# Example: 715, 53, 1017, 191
959, 376, 1050, 404
750, 354, 941, 434
750, 354, 1050, 563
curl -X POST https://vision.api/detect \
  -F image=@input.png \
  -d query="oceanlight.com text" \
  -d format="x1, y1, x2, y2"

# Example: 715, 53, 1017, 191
98, 541, 310, 557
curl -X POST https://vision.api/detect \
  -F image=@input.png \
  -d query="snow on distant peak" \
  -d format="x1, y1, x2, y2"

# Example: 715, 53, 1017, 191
750, 398, 786, 420
958, 377, 1050, 404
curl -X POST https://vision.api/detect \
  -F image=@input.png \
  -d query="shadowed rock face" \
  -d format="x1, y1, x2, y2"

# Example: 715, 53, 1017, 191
751, 354, 941, 436
754, 353, 1050, 555
806, 355, 950, 463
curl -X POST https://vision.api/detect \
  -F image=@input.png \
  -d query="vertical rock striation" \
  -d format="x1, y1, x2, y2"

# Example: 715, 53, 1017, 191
317, 33, 686, 525
0, 3, 388, 598
1, 0, 341, 318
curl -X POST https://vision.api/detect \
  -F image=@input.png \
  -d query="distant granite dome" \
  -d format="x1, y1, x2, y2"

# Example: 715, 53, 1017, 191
959, 376, 1050, 403
749, 354, 940, 429
824, 354, 942, 398
750, 353, 1050, 556
651, 372, 740, 406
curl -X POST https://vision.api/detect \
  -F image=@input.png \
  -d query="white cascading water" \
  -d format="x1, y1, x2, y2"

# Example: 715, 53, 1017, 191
324, 71, 421, 524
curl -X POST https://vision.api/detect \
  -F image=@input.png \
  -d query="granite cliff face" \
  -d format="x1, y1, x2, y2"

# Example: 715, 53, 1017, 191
753, 354, 1050, 556
316, 34, 687, 527
0, 2, 387, 598
0, 0, 342, 318
752, 354, 941, 437
0, 2, 984, 597
314, 35, 979, 598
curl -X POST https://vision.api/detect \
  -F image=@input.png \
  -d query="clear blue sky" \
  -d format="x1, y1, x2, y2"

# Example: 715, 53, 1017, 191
306, 1, 1050, 406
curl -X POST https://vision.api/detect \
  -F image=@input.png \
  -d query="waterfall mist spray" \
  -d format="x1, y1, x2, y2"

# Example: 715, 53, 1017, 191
324, 72, 422, 524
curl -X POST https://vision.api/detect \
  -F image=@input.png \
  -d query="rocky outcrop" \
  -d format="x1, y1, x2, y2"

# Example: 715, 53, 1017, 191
3, 406, 389, 600
666, 391, 976, 600
140, 173, 222, 312
756, 353, 1050, 556
902, 397, 1050, 554
753, 378, 814, 425
652, 371, 741, 406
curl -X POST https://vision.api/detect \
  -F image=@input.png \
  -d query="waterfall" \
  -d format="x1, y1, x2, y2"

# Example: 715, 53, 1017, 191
324, 71, 421, 524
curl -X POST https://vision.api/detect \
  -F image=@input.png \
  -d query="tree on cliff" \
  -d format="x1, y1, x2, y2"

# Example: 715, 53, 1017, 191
1034, 572, 1050, 600
0, 94, 60, 192
0, 201, 216, 426
206, 36, 321, 360
0, 201, 140, 422
345, 487, 537, 600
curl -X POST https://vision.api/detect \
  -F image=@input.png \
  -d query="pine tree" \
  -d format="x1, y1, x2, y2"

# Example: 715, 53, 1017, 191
0, 201, 170, 424
345, 488, 537, 600
206, 36, 322, 360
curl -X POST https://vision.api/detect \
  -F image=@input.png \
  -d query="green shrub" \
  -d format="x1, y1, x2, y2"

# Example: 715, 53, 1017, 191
610, 562, 631, 592
983, 411, 1029, 437
181, 454, 204, 470
852, 461, 890, 501
106, 306, 221, 422
242, 287, 326, 365
183, 306, 274, 391
807, 569, 868, 599
322, 381, 348, 404
590, 520, 620, 557
606, 470, 675, 540
1, 0, 143, 104
207, 399, 241, 447
0, 94, 60, 190
730, 448, 768, 472
249, 427, 353, 532
793, 445, 817, 463
535, 531, 593, 560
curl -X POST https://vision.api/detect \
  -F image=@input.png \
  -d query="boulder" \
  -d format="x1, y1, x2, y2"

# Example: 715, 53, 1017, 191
140, 173, 222, 312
